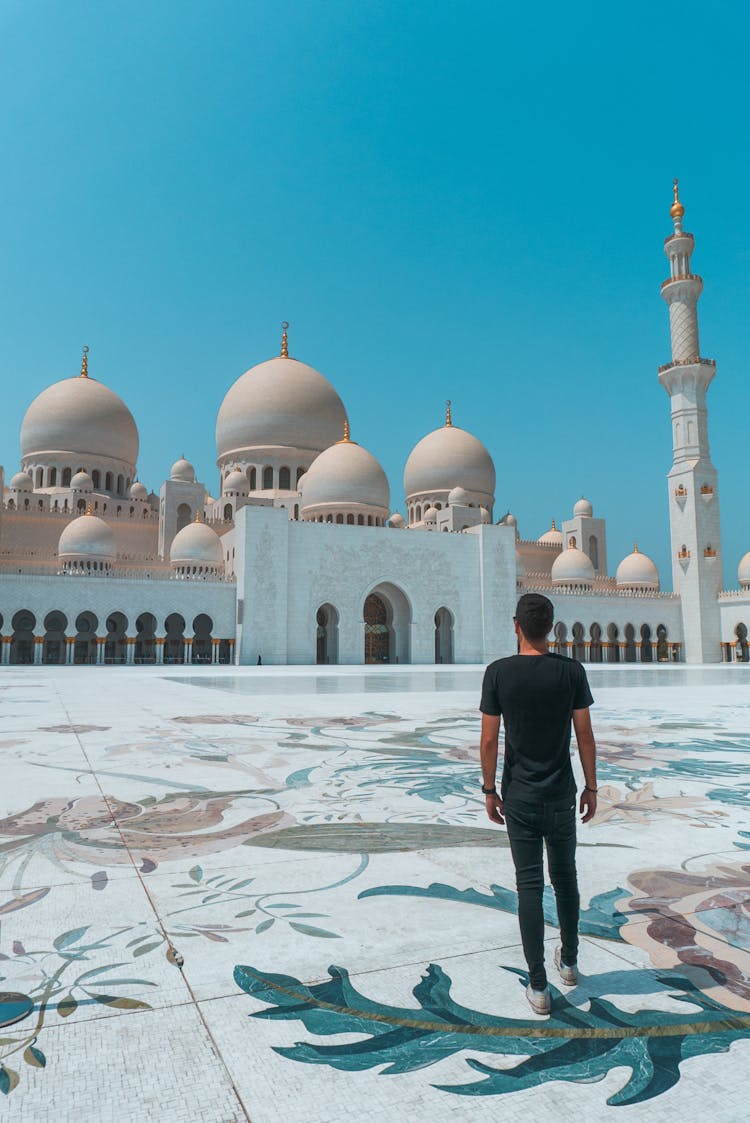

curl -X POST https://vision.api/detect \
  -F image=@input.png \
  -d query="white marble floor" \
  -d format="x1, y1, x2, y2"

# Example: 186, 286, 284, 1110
1, 664, 749, 1122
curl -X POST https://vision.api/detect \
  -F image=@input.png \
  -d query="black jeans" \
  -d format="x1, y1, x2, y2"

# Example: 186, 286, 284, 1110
504, 796, 580, 990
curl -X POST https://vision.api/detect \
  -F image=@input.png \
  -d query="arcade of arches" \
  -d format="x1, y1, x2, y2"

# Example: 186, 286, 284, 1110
551, 621, 681, 663
0, 610, 233, 665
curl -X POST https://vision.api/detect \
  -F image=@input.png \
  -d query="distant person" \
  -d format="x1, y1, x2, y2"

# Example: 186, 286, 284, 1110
479, 593, 597, 1015
257, 654, 262, 666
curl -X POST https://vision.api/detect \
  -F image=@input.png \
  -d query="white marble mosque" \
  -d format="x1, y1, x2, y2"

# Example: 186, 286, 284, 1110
1, 183, 749, 667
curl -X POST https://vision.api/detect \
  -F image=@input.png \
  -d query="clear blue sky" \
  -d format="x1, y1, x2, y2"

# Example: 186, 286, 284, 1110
1, 1, 748, 588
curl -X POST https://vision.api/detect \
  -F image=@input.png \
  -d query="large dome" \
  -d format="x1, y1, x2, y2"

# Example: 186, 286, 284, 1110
58, 513, 116, 562
216, 356, 347, 461
403, 423, 495, 501
301, 437, 389, 514
21, 375, 139, 466
616, 546, 659, 590
170, 520, 224, 569
551, 542, 595, 586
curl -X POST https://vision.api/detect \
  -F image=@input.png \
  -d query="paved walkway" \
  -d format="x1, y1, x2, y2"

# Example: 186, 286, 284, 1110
1, 665, 749, 1121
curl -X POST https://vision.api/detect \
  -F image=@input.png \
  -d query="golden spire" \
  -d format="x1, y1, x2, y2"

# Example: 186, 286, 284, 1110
86, 502, 93, 515
280, 321, 289, 358
568, 535, 576, 548
633, 542, 640, 553
194, 510, 202, 523
445, 399, 452, 427
670, 178, 685, 220
551, 518, 556, 529
80, 345, 90, 378
343, 419, 350, 441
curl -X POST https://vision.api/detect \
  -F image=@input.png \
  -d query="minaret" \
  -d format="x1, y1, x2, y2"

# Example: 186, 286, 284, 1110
659, 181, 723, 662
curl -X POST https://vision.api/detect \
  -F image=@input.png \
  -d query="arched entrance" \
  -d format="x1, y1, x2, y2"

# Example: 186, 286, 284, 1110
736, 623, 749, 662
176, 503, 191, 533
606, 623, 619, 663
363, 583, 411, 664
640, 624, 653, 663
105, 613, 128, 664
571, 622, 585, 662
74, 612, 98, 664
43, 611, 67, 664
434, 607, 454, 664
10, 611, 36, 665
553, 621, 567, 656
192, 614, 213, 664
164, 613, 185, 664
135, 613, 157, 664
316, 604, 339, 665
624, 623, 637, 662
589, 623, 602, 663
656, 624, 669, 662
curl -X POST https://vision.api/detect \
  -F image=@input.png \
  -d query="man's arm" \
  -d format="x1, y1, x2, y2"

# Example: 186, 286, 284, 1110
572, 707, 597, 823
480, 712, 504, 824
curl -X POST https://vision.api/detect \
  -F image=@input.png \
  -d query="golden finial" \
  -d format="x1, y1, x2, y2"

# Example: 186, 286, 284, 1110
670, 178, 685, 220
551, 518, 556, 529
445, 399, 452, 427
568, 535, 576, 548
343, 419, 350, 441
280, 321, 289, 358
86, 502, 93, 515
633, 542, 639, 553
194, 510, 202, 523
80, 345, 90, 378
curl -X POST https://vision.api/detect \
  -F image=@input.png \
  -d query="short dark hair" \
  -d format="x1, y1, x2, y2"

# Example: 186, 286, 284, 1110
515, 593, 554, 641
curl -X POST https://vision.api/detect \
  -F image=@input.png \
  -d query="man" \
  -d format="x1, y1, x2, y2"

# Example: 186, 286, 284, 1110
479, 593, 597, 1015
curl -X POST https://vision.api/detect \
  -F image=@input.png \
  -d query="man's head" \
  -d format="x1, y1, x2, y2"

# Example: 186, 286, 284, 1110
515, 593, 554, 642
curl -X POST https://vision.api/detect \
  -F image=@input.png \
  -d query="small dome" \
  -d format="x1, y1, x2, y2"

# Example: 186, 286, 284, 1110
404, 423, 495, 504
58, 513, 116, 562
448, 486, 469, 506
389, 512, 406, 528
216, 355, 347, 461
300, 437, 389, 515
423, 506, 438, 523
170, 457, 195, 483
616, 545, 659, 590
70, 471, 93, 491
21, 373, 139, 468
170, 519, 224, 570
551, 542, 595, 586
499, 511, 517, 528
538, 519, 564, 546
480, 506, 491, 524
129, 481, 148, 499
739, 550, 750, 588
223, 469, 248, 494
9, 471, 33, 491
573, 496, 593, 518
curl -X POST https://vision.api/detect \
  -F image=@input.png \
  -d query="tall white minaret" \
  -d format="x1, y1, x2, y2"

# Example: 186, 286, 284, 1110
659, 180, 723, 663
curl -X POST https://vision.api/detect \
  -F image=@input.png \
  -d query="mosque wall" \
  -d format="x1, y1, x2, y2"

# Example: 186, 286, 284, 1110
1, 509, 160, 565
0, 571, 235, 663
233, 505, 517, 665
529, 589, 684, 661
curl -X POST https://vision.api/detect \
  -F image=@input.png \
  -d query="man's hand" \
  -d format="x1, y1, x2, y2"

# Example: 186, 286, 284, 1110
485, 792, 505, 825
579, 788, 597, 824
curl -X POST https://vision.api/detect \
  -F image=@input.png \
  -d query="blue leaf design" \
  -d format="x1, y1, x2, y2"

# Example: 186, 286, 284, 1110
234, 961, 750, 1105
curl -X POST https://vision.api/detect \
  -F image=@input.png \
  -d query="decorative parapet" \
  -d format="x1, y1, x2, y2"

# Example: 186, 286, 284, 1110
522, 582, 679, 600
660, 273, 702, 291
657, 356, 716, 374
718, 589, 750, 600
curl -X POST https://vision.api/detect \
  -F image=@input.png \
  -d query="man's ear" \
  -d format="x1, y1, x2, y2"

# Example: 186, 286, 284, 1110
513, 620, 521, 637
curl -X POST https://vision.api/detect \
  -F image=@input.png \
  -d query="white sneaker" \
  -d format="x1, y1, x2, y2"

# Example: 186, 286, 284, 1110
554, 946, 578, 986
525, 983, 551, 1015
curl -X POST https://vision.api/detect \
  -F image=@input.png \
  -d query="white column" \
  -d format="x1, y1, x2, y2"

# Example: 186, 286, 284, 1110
1, 639, 9, 666
125, 638, 135, 665
96, 639, 105, 665
33, 638, 43, 665
211, 639, 219, 665
155, 636, 164, 664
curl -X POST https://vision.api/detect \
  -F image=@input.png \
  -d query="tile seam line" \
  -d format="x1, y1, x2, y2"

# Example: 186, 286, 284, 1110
56, 688, 253, 1123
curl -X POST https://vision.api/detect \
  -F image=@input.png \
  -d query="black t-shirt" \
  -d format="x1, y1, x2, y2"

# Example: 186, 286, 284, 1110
480, 653, 594, 802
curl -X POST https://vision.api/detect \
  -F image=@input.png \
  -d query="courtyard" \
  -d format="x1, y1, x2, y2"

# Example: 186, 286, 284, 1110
1, 663, 749, 1121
